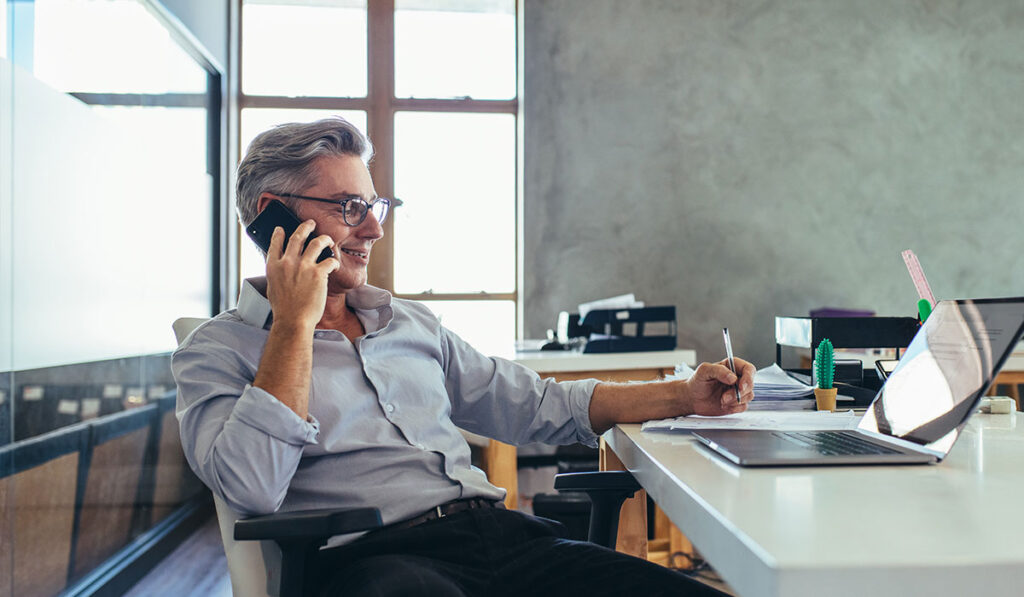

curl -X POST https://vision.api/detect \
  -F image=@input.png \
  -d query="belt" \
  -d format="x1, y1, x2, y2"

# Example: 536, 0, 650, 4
386, 498, 504, 532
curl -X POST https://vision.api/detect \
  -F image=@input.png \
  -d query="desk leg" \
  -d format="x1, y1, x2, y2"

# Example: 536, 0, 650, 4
484, 439, 519, 509
667, 510, 696, 570
599, 437, 647, 560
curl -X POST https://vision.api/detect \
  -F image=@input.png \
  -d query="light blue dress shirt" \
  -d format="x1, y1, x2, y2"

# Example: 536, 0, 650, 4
173, 278, 600, 538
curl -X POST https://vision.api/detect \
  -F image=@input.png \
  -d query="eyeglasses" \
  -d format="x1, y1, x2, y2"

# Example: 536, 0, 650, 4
276, 193, 401, 227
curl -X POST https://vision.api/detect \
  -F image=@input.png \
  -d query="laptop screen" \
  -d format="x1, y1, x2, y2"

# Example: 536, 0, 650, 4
857, 298, 1024, 453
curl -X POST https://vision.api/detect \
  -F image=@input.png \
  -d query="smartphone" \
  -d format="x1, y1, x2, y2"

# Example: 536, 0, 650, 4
245, 199, 334, 263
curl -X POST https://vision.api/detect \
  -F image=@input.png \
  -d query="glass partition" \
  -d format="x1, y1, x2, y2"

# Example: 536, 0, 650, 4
1, 1, 218, 594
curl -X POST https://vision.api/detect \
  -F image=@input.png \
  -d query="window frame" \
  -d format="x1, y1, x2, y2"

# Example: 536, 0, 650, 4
236, 0, 522, 337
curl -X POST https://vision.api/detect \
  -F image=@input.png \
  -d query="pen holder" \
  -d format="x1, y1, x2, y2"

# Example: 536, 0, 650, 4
814, 387, 838, 412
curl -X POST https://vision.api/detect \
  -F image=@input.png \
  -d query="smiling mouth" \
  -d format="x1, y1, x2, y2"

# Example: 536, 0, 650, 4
339, 247, 368, 259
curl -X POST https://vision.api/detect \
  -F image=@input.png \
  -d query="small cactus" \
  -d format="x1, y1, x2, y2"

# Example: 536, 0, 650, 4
815, 339, 835, 389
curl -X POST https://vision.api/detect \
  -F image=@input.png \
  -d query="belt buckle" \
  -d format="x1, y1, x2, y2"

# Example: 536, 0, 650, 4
435, 505, 445, 519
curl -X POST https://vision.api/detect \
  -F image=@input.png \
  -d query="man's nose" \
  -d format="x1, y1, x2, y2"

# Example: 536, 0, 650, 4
358, 211, 385, 238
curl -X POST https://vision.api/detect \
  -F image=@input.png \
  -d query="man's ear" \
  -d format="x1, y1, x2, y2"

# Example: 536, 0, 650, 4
255, 193, 275, 214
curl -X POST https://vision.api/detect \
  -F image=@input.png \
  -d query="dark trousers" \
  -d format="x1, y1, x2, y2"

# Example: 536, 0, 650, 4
312, 507, 730, 597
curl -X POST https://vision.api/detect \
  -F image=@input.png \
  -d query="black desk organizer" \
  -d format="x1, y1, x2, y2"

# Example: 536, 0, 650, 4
578, 306, 677, 353
775, 316, 919, 405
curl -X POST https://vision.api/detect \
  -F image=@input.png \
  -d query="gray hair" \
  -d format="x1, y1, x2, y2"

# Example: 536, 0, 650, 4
236, 116, 374, 226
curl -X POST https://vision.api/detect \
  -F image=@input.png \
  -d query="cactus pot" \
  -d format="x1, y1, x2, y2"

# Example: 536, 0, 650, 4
814, 387, 838, 412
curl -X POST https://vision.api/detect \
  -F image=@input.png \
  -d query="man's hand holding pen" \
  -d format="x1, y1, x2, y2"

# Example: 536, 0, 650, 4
588, 355, 757, 434
682, 359, 756, 416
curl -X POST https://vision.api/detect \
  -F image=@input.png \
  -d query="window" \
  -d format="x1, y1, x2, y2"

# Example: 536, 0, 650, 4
239, 0, 519, 353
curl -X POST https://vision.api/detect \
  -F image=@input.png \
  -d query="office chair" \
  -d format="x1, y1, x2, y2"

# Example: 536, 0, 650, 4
173, 317, 641, 597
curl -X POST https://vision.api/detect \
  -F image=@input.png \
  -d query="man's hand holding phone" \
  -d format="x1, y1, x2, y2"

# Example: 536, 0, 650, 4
265, 219, 339, 331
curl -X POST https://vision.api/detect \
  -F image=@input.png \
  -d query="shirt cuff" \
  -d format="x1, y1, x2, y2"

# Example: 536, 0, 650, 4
568, 378, 602, 448
232, 384, 320, 445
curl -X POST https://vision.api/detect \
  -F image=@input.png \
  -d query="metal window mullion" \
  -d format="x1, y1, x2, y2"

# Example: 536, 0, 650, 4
366, 0, 396, 291
240, 95, 372, 111
391, 98, 517, 114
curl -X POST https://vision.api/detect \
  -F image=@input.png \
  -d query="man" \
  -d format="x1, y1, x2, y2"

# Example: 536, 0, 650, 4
173, 117, 755, 596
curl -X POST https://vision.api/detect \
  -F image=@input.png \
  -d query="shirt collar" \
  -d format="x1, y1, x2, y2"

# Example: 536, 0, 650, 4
236, 277, 394, 330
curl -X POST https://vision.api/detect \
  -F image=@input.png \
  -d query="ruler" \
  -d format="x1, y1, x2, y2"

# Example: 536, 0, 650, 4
901, 249, 936, 307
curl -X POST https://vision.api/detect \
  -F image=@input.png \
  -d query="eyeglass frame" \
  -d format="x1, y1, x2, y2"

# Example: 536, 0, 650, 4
274, 192, 402, 227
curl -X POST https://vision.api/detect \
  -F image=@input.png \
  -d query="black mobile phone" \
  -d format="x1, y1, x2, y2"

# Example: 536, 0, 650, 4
245, 199, 334, 263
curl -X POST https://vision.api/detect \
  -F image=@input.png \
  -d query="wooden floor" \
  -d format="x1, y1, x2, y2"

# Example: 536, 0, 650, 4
123, 515, 231, 597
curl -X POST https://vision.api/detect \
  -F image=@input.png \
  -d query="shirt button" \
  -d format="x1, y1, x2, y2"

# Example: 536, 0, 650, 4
415, 443, 426, 450
384, 403, 395, 413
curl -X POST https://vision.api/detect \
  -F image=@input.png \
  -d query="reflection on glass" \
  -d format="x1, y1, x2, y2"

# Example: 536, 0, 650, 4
238, 109, 368, 281
2, 0, 213, 591
11, 75, 212, 368
859, 300, 1024, 450
0, 374, 9, 445
422, 300, 516, 357
394, 111, 515, 294
396, 0, 516, 100
32, 0, 206, 94
243, 0, 367, 98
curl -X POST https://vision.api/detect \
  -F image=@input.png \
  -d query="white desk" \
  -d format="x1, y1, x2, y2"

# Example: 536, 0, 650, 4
605, 413, 1024, 597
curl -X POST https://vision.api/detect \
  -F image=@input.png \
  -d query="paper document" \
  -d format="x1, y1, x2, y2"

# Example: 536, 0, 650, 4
671, 363, 815, 400
641, 410, 861, 432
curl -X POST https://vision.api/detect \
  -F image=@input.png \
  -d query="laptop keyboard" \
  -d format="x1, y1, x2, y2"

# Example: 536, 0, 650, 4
776, 431, 902, 456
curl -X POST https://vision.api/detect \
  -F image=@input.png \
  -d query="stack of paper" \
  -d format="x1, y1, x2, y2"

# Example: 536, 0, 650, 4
673, 362, 813, 395
748, 364, 815, 399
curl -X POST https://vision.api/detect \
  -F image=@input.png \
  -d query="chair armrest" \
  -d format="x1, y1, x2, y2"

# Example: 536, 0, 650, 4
553, 470, 641, 493
234, 507, 382, 542
554, 471, 641, 549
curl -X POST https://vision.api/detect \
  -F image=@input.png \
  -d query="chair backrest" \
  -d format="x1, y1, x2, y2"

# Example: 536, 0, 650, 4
173, 317, 280, 597
214, 494, 282, 597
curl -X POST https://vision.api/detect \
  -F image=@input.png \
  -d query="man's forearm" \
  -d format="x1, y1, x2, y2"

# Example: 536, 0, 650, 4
588, 361, 755, 435
252, 320, 315, 419
588, 379, 688, 435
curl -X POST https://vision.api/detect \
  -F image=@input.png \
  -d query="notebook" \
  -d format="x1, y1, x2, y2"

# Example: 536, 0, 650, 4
691, 297, 1024, 466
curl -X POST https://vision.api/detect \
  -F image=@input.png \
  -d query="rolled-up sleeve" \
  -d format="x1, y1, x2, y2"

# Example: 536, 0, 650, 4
439, 327, 601, 448
173, 330, 319, 515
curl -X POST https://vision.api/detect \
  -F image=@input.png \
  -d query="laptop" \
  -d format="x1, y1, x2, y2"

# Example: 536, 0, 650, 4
692, 297, 1024, 466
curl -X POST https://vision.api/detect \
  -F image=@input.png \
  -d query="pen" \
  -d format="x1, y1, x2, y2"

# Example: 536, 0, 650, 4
722, 328, 741, 403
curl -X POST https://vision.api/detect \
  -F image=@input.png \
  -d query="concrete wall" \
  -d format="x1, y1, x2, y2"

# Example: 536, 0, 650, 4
524, 0, 1024, 367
